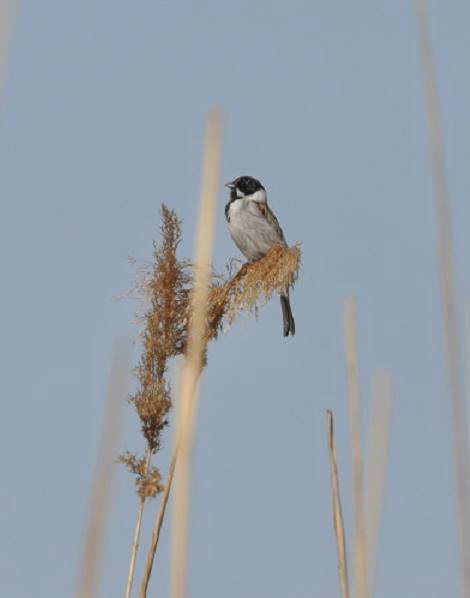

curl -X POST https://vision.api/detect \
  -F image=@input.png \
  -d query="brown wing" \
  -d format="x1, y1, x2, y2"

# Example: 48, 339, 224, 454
254, 201, 287, 245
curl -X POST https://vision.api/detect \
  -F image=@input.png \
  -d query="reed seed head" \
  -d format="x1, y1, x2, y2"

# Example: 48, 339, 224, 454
121, 206, 301, 498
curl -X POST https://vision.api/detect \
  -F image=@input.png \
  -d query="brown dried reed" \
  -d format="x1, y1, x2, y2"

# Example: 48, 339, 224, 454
208, 243, 301, 337
120, 205, 192, 598
121, 203, 301, 597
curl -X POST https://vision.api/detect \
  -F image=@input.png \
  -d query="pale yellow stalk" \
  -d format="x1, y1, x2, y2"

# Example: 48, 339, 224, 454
169, 108, 222, 598
77, 338, 129, 598
365, 372, 392, 597
326, 410, 350, 598
139, 446, 178, 598
343, 297, 367, 598
414, 2, 470, 593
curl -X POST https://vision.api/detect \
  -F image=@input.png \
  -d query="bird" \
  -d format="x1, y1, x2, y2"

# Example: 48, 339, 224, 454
224, 175, 295, 337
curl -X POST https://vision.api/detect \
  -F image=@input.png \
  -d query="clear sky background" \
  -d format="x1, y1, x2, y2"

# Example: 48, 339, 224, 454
1, 2, 470, 597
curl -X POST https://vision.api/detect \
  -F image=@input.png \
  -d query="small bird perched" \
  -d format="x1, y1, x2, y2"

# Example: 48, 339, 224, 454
224, 175, 296, 337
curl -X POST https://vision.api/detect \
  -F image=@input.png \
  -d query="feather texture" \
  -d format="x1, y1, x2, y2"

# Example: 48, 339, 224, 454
225, 176, 296, 336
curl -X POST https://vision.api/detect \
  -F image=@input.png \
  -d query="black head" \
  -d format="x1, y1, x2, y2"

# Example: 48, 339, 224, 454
225, 175, 265, 199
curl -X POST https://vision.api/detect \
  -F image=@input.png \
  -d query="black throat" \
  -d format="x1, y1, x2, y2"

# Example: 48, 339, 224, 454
224, 188, 239, 223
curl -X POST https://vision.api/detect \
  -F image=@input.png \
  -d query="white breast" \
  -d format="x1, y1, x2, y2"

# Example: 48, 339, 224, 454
227, 195, 283, 262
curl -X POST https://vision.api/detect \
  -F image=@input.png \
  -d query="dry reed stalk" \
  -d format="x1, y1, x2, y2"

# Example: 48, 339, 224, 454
125, 448, 152, 598
343, 297, 367, 598
139, 363, 190, 598
129, 127, 298, 595
121, 204, 190, 596
365, 372, 392, 598
168, 108, 222, 598
77, 339, 129, 598
414, 2, 470, 594
326, 410, 351, 598
139, 446, 178, 597
137, 198, 300, 597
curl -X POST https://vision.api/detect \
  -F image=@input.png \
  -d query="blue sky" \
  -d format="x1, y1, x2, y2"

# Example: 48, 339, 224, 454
1, 2, 470, 597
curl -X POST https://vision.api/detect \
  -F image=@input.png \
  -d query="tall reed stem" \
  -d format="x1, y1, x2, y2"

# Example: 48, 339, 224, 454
139, 445, 178, 597
365, 372, 392, 597
343, 297, 367, 598
169, 107, 221, 598
414, 2, 470, 594
125, 448, 152, 598
326, 410, 350, 598
77, 339, 129, 598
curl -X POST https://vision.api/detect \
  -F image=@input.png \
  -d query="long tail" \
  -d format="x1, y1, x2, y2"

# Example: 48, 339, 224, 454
280, 294, 295, 337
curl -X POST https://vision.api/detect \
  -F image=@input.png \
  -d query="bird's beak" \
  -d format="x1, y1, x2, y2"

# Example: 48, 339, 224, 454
225, 181, 235, 189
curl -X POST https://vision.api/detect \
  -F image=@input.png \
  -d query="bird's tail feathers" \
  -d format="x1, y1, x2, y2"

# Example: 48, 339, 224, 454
280, 294, 295, 337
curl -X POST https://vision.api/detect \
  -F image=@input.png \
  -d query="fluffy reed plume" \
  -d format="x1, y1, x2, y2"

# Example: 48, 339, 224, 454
122, 202, 301, 597
127, 206, 190, 455
119, 205, 191, 598
207, 244, 301, 336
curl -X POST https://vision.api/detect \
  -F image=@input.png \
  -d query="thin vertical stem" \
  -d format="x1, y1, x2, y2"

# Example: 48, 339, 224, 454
139, 447, 178, 598
365, 372, 392, 598
140, 374, 202, 597
326, 410, 351, 598
77, 339, 129, 598
414, 3, 470, 596
125, 448, 152, 598
343, 297, 367, 598
169, 108, 222, 598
